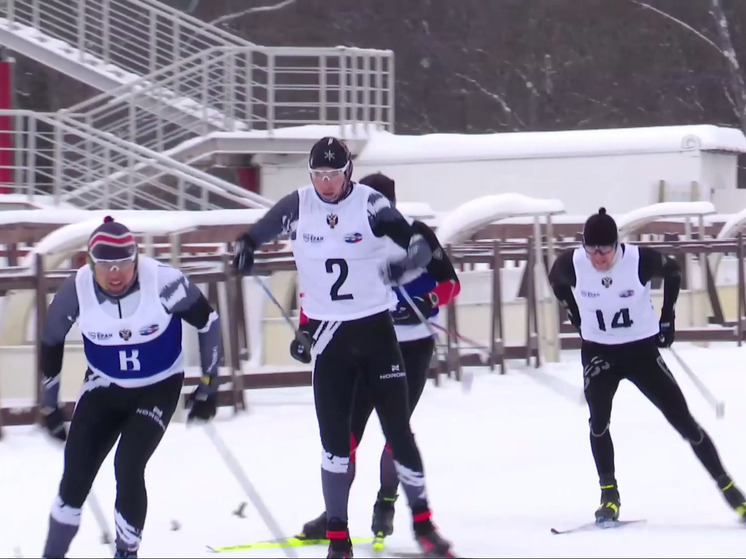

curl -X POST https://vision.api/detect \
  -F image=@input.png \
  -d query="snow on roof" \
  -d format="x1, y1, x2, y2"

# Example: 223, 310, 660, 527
208, 123, 746, 165
354, 125, 746, 164
617, 202, 716, 238
436, 193, 565, 246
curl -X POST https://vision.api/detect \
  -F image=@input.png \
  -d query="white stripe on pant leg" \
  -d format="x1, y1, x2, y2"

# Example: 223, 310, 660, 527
115, 510, 142, 550
321, 448, 349, 473
394, 460, 427, 500
312, 321, 341, 357
50, 495, 82, 526
312, 321, 328, 342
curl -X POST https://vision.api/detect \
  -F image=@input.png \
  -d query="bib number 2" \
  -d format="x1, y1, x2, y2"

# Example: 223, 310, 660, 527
595, 308, 633, 331
325, 258, 353, 301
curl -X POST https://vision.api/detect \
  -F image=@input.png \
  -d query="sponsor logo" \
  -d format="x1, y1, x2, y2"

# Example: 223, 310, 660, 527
580, 290, 600, 298
619, 289, 635, 298
380, 363, 406, 380
344, 232, 363, 244
139, 324, 159, 336
303, 233, 325, 243
136, 405, 166, 431
87, 331, 112, 341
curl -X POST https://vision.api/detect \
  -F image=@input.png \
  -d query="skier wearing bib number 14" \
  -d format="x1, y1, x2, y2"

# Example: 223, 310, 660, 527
548, 207, 746, 525
231, 137, 455, 558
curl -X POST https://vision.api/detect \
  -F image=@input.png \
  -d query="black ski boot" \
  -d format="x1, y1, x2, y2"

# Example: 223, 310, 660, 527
595, 478, 621, 523
326, 518, 353, 559
718, 475, 746, 521
371, 491, 397, 545
412, 508, 455, 558
299, 511, 327, 540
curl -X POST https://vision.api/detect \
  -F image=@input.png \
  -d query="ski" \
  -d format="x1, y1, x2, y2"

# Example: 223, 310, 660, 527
206, 536, 371, 553
550, 518, 646, 535
388, 550, 458, 558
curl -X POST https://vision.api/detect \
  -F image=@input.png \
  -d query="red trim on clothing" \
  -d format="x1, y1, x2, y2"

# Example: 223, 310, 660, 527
431, 279, 461, 307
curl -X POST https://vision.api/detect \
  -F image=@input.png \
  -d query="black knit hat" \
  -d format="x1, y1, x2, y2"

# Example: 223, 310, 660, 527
308, 136, 350, 170
88, 216, 137, 261
582, 207, 618, 247
359, 172, 396, 205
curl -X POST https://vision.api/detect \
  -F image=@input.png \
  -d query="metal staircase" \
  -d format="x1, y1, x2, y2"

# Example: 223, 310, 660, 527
0, 0, 395, 210
3, 109, 273, 210
59, 45, 394, 158
0, 0, 250, 91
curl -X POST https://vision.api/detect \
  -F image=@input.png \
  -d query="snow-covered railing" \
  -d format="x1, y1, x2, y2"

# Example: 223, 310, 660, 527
436, 193, 565, 246
25, 208, 266, 262
617, 201, 717, 239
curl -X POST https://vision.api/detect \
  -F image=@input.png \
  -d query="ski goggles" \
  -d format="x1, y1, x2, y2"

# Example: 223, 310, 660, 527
91, 254, 137, 272
583, 243, 617, 256
308, 160, 350, 180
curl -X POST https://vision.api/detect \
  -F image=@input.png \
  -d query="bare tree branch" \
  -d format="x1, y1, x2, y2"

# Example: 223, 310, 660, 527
709, 0, 746, 131
628, 0, 725, 59
455, 72, 526, 129
210, 0, 297, 27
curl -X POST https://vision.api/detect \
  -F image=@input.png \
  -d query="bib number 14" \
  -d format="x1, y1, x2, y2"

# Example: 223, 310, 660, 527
595, 308, 633, 331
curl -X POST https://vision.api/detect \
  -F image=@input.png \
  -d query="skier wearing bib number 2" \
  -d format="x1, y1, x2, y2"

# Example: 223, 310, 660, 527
231, 137, 455, 558
549, 207, 746, 525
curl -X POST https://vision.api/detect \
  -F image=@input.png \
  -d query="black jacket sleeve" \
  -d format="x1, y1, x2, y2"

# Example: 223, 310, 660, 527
548, 249, 581, 328
413, 220, 460, 305
367, 191, 432, 269
638, 246, 681, 321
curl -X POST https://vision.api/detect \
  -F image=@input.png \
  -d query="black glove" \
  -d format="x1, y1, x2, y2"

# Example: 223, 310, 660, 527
289, 326, 313, 364
186, 376, 218, 422
232, 233, 255, 275
558, 300, 580, 329
41, 407, 67, 442
391, 293, 435, 325
379, 259, 410, 285
656, 311, 675, 348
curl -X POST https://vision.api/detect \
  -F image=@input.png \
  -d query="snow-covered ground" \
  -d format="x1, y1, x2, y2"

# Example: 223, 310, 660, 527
3, 342, 746, 558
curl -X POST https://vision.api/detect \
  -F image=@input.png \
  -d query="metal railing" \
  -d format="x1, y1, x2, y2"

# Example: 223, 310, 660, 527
2, 0, 250, 78
1, 110, 273, 210
60, 45, 395, 153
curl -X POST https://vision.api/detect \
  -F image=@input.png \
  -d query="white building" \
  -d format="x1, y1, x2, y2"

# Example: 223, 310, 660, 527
256, 124, 746, 215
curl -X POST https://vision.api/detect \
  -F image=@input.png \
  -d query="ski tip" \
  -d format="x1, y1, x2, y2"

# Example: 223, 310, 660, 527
550, 527, 561, 534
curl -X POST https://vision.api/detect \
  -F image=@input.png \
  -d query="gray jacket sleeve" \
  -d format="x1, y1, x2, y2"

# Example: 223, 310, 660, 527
159, 265, 221, 379
367, 190, 432, 268
40, 274, 80, 407
246, 190, 300, 247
